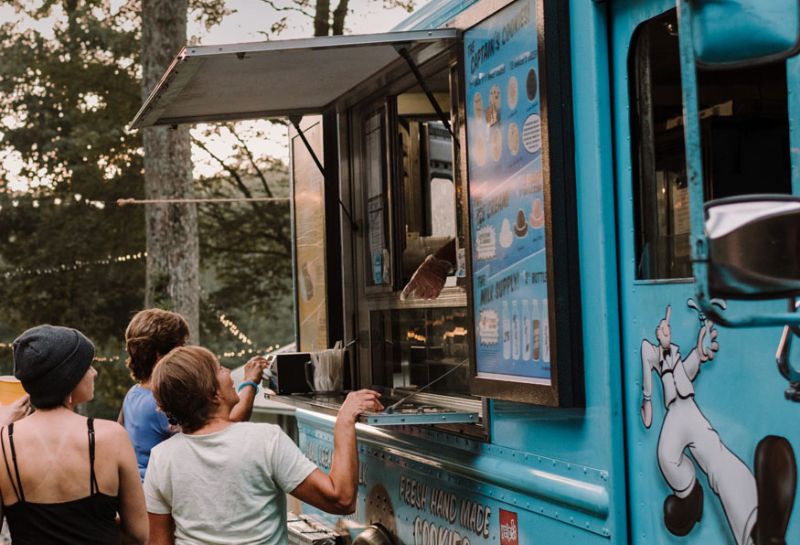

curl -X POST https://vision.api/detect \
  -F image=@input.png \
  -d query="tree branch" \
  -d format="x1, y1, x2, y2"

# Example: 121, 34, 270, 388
227, 126, 274, 198
332, 0, 349, 35
257, 0, 313, 18
314, 0, 330, 36
191, 137, 263, 215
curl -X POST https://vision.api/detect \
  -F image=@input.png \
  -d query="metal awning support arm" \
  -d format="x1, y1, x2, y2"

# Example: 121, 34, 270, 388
289, 116, 326, 178
394, 46, 459, 147
288, 116, 357, 231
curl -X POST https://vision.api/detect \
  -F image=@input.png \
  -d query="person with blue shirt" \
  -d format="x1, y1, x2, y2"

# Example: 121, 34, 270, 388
120, 309, 265, 480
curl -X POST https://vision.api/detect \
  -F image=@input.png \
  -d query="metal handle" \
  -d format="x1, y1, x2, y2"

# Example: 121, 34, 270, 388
775, 299, 800, 401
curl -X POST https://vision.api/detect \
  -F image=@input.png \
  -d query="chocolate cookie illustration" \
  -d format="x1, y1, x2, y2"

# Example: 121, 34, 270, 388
514, 209, 528, 237
526, 69, 538, 102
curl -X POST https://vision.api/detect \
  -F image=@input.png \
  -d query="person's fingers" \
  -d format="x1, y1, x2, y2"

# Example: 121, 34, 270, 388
356, 389, 380, 395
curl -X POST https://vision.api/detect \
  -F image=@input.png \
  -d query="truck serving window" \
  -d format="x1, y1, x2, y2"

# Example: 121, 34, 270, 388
353, 59, 480, 425
630, 10, 791, 281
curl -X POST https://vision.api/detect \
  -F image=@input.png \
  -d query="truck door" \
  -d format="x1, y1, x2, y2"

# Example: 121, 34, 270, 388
610, 2, 799, 544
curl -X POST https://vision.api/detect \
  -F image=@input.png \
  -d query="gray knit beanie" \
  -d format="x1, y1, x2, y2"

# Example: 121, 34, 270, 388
13, 325, 95, 408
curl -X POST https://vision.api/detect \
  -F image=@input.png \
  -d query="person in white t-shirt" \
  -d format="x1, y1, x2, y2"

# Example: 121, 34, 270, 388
144, 345, 383, 545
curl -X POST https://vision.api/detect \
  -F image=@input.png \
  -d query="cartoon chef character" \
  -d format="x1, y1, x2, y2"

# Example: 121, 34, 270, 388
641, 304, 796, 545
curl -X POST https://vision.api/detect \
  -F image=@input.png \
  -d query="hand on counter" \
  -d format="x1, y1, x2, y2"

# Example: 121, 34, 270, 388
338, 389, 384, 423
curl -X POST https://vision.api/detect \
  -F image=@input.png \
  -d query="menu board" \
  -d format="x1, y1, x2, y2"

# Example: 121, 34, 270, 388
465, 0, 550, 383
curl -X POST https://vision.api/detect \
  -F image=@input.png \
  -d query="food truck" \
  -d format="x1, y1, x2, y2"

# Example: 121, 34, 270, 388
131, 0, 800, 543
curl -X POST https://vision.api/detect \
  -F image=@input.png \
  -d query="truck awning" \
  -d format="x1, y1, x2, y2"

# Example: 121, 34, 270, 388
130, 29, 458, 129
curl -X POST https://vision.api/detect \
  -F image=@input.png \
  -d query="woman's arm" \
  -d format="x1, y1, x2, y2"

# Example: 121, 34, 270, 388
148, 513, 175, 545
112, 425, 148, 545
230, 356, 267, 422
290, 390, 382, 514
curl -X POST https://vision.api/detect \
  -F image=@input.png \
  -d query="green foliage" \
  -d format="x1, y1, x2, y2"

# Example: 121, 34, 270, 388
193, 123, 295, 364
0, 1, 146, 347
0, 1, 299, 415
0, 0, 418, 415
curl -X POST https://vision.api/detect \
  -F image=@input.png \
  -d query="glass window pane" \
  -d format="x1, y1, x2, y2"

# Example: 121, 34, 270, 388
630, 10, 791, 280
364, 108, 392, 287
370, 307, 470, 396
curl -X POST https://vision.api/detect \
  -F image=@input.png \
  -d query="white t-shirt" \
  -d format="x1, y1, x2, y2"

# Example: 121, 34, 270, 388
144, 422, 317, 545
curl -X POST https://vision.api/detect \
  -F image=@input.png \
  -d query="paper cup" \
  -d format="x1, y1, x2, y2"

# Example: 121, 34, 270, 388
0, 376, 26, 405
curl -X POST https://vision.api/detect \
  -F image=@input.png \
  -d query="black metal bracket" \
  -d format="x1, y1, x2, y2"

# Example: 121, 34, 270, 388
394, 46, 459, 148
289, 116, 357, 231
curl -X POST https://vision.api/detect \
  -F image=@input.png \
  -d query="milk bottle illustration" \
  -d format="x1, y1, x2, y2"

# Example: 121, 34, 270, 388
532, 299, 541, 361
502, 301, 511, 359
522, 299, 531, 361
542, 298, 550, 363
512, 300, 521, 361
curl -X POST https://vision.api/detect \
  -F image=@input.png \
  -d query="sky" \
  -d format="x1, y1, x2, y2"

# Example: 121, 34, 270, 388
0, 0, 432, 186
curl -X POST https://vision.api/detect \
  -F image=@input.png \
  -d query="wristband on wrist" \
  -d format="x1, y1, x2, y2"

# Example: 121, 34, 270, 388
237, 380, 259, 393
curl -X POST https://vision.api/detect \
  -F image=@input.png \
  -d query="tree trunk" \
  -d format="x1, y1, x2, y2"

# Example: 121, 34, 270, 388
141, 0, 200, 341
313, 0, 331, 36
331, 0, 349, 35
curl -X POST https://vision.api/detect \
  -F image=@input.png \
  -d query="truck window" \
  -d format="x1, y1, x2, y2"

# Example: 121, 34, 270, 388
363, 107, 392, 288
630, 10, 791, 281
370, 307, 469, 395
354, 60, 478, 414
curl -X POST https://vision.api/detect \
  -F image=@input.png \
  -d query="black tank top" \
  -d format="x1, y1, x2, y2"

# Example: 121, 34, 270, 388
1, 418, 122, 545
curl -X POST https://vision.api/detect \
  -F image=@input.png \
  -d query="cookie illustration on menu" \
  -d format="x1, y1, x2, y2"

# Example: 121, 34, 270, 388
508, 122, 520, 156
526, 69, 538, 102
474, 134, 487, 166
530, 198, 544, 229
499, 218, 513, 248
514, 209, 528, 237
485, 84, 501, 126
473, 92, 483, 121
507, 76, 518, 110
491, 128, 502, 162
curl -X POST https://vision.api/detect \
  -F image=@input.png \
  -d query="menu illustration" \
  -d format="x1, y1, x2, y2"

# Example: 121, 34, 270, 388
465, 0, 551, 383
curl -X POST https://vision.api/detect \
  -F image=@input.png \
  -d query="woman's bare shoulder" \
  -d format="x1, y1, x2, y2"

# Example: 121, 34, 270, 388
92, 418, 130, 443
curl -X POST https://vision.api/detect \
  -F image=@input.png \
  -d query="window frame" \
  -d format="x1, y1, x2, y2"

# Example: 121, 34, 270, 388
348, 47, 488, 438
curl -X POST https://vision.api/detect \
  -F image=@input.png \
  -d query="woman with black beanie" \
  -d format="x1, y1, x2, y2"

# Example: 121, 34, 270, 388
0, 324, 148, 545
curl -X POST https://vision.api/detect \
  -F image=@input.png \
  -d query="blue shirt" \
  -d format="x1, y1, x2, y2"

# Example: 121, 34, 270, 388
122, 385, 172, 480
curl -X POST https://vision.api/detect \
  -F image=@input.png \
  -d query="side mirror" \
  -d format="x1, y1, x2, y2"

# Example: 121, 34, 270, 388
690, 0, 800, 68
706, 195, 800, 299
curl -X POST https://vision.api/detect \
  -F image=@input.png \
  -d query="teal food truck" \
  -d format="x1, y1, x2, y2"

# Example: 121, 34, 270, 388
132, 1, 800, 543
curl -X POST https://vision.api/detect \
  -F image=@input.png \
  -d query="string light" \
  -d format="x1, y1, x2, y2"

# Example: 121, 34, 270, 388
2, 251, 145, 279
0, 341, 282, 364
0, 342, 122, 364
218, 313, 254, 346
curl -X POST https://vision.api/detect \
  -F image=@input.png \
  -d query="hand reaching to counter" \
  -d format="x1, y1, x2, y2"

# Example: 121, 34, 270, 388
230, 356, 269, 423
337, 390, 383, 424
243, 356, 268, 383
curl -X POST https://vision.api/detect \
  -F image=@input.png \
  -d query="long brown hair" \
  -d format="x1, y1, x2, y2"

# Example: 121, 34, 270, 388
125, 309, 189, 382
151, 346, 219, 433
